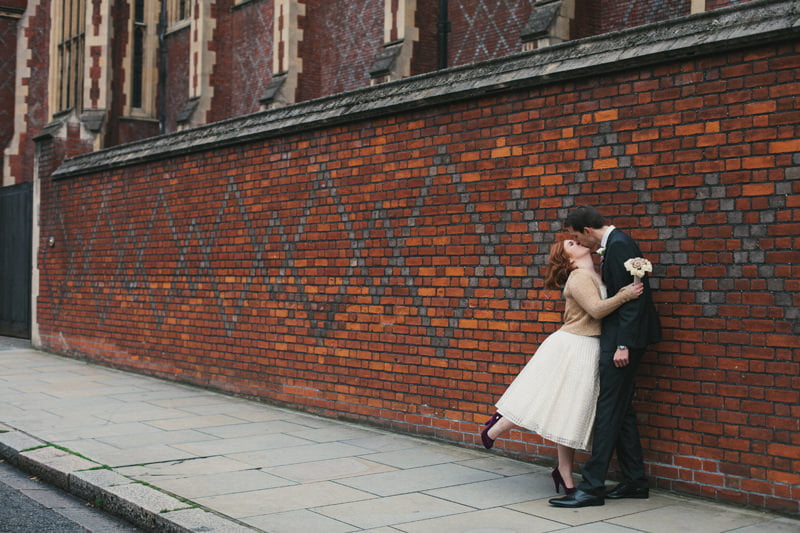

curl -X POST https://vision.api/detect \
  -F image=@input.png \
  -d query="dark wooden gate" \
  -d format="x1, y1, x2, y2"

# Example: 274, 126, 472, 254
0, 182, 32, 338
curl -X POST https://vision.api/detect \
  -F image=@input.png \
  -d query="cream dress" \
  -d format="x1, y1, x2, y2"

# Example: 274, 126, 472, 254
494, 268, 630, 450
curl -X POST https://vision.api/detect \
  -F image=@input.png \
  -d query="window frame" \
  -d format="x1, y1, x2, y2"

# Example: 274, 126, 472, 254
50, 0, 87, 116
126, 0, 159, 117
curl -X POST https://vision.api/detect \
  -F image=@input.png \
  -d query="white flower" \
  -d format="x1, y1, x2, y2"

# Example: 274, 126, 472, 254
624, 257, 653, 279
596, 247, 606, 257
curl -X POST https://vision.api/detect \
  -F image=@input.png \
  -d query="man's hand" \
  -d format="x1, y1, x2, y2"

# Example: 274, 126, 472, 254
614, 347, 630, 367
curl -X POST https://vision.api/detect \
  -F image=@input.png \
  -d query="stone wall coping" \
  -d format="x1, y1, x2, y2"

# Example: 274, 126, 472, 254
52, 0, 800, 179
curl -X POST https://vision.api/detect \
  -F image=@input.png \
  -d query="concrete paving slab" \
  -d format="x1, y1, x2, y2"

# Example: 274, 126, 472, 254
117, 455, 255, 478
90, 405, 190, 424
18, 421, 155, 442
394, 506, 564, 533
111, 388, 222, 403
315, 492, 473, 530
186, 403, 292, 421
229, 441, 372, 468
264, 456, 397, 483
80, 443, 198, 468
244, 508, 358, 533
195, 419, 311, 438
340, 434, 427, 453
337, 463, 500, 497
146, 393, 237, 409
175, 432, 313, 456
194, 480, 375, 517
161, 507, 256, 533
608, 500, 775, 532
51, 438, 126, 461
732, 518, 800, 533
363, 444, 485, 469
289, 413, 347, 429
455, 455, 542, 476
138, 468, 296, 499
31, 383, 147, 399
96, 427, 218, 448
287, 425, 387, 443
0, 429, 44, 455
553, 523, 642, 532
507, 493, 685, 526
423, 472, 554, 509
145, 413, 246, 431
0, 411, 72, 432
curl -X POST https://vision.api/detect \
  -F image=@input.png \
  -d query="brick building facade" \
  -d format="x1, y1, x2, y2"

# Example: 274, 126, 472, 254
2, 0, 799, 517
3, 0, 739, 186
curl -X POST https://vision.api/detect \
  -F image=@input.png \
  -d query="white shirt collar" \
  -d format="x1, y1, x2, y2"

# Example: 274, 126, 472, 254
600, 225, 616, 248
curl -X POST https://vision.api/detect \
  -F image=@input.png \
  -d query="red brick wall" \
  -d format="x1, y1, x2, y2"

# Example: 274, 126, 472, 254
412, 0, 440, 75
447, 0, 533, 67
38, 39, 800, 514
297, 0, 383, 101
210, 0, 275, 120
163, 26, 191, 133
594, 0, 691, 34
574, 1, 761, 39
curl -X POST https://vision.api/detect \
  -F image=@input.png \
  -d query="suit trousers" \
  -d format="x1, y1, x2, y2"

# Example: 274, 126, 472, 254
578, 348, 647, 494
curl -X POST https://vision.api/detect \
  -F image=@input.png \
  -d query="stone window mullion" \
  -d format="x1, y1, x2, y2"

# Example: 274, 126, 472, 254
54, 0, 86, 114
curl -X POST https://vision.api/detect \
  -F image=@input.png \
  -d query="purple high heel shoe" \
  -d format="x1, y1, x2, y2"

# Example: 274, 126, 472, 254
552, 468, 576, 494
480, 413, 502, 449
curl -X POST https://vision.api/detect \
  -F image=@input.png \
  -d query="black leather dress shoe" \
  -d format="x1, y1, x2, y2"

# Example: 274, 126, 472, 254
549, 489, 605, 508
606, 482, 649, 499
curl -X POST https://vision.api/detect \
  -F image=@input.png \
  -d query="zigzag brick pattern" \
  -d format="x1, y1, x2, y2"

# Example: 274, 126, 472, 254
38, 39, 800, 513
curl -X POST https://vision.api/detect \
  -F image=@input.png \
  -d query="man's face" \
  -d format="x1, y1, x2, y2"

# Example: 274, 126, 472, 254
567, 226, 597, 249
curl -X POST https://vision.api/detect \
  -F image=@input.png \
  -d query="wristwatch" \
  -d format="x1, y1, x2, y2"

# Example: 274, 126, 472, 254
617, 345, 628, 350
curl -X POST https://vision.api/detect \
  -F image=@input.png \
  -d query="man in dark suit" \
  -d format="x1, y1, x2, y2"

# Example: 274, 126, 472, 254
550, 206, 661, 508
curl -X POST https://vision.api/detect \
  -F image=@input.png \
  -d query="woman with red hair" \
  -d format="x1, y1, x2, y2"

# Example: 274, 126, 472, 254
480, 238, 642, 494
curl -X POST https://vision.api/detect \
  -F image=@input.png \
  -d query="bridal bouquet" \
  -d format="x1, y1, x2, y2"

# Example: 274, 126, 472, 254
624, 257, 653, 284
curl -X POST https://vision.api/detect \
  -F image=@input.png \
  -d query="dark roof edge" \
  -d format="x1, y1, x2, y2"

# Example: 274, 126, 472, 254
52, 0, 800, 179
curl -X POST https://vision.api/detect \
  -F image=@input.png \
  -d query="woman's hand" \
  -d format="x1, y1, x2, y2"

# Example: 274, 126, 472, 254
620, 282, 644, 301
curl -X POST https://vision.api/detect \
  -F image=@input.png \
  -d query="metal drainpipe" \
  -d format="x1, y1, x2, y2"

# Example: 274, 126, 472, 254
438, 0, 450, 69
157, 0, 167, 134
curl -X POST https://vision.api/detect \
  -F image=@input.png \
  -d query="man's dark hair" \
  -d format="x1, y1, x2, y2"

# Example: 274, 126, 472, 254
565, 205, 606, 232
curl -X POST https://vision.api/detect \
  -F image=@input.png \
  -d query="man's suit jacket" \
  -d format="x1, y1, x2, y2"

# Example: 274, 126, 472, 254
600, 228, 661, 352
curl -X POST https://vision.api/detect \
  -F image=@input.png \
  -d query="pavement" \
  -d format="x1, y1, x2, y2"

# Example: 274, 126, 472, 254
0, 337, 798, 533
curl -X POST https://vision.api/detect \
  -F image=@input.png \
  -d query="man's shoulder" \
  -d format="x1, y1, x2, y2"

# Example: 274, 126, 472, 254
607, 229, 636, 248
608, 227, 630, 241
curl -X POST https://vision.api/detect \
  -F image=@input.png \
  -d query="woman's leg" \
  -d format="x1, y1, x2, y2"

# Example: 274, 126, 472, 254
486, 416, 515, 440
556, 444, 576, 489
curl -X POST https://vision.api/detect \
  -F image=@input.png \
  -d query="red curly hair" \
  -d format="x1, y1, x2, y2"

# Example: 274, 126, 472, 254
543, 239, 575, 289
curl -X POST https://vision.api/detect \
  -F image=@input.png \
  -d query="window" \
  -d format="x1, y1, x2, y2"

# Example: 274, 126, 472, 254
132, 0, 145, 108
167, 0, 189, 26
53, 0, 86, 113
127, 0, 158, 116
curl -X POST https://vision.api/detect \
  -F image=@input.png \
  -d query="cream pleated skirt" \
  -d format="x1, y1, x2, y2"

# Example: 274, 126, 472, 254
495, 329, 600, 451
